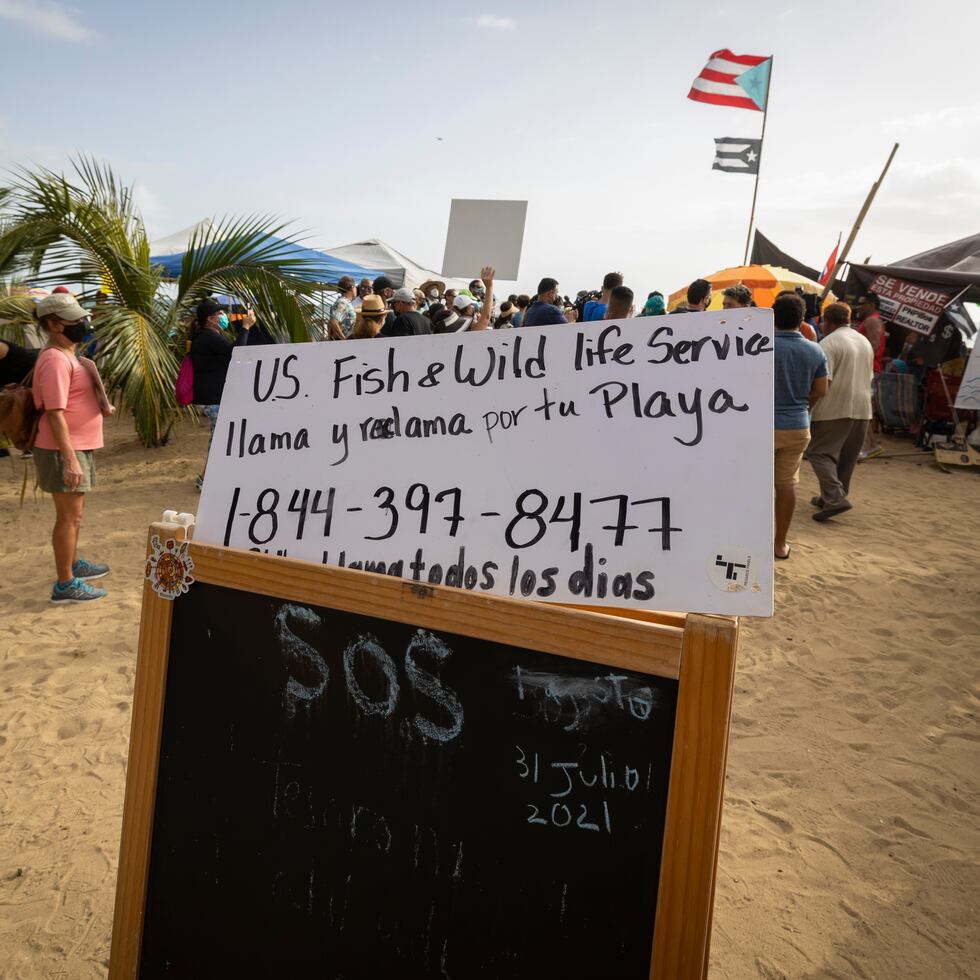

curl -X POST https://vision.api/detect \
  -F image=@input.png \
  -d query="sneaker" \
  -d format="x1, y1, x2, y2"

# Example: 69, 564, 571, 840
51, 577, 107, 603
195, 474, 204, 492
813, 500, 854, 522
72, 558, 110, 580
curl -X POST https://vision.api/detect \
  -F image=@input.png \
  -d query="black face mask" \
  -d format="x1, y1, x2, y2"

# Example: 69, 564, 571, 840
62, 319, 90, 343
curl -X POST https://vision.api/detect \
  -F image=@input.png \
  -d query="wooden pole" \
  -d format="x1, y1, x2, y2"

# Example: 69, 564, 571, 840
742, 57, 773, 267
819, 142, 899, 301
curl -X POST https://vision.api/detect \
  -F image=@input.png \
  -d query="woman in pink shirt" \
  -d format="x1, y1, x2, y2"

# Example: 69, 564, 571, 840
31, 293, 114, 603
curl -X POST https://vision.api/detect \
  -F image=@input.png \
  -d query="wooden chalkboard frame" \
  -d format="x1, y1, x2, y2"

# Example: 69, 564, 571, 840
110, 523, 739, 980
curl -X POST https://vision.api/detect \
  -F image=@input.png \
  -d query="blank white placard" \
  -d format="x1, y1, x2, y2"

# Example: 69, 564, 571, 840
442, 199, 528, 281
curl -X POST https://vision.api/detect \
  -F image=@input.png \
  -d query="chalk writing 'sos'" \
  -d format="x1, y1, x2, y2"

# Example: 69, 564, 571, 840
276, 604, 464, 742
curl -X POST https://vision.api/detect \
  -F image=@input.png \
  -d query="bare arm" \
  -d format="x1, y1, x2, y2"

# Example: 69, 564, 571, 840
470, 267, 496, 332
808, 375, 829, 411
863, 315, 884, 350
46, 409, 84, 490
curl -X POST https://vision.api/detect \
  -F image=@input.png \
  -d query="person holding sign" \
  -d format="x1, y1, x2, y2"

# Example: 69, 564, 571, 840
402, 268, 495, 334
773, 293, 828, 560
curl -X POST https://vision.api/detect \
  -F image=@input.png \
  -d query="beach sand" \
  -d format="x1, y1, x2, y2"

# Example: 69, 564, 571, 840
1, 415, 977, 978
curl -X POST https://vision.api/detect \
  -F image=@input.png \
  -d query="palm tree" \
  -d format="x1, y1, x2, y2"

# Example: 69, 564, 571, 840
0, 158, 322, 446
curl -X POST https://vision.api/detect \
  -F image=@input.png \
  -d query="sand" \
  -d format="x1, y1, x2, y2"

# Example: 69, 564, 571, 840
1, 415, 977, 979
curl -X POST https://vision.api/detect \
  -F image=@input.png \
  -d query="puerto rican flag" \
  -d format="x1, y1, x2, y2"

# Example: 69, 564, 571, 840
688, 49, 772, 111
819, 238, 841, 286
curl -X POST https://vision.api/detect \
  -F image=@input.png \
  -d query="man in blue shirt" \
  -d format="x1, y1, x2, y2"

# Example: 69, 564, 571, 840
773, 293, 828, 560
522, 278, 568, 327
582, 271, 624, 321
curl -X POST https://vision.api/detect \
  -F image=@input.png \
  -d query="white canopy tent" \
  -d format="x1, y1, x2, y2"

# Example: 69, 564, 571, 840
320, 238, 471, 292
148, 218, 215, 257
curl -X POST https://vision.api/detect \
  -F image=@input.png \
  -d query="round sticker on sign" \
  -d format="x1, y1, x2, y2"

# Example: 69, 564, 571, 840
708, 549, 753, 593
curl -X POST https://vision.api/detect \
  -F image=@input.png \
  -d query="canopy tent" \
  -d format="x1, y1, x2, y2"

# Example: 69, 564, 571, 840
148, 222, 385, 284
668, 264, 835, 311
750, 229, 847, 297
148, 218, 215, 258
320, 238, 471, 292
847, 232, 980, 305
847, 233, 980, 341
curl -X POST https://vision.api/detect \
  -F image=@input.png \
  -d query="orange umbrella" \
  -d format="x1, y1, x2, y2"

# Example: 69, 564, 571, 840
668, 264, 833, 311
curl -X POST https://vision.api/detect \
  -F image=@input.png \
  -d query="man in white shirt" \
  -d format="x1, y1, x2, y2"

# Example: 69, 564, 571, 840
806, 302, 875, 521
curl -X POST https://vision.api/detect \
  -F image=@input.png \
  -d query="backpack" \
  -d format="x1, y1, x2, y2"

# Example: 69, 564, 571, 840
175, 355, 194, 406
0, 368, 40, 451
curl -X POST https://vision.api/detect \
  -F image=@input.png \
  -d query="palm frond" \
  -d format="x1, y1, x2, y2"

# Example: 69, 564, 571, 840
93, 305, 181, 446
205, 270, 318, 343
2, 156, 323, 445
0, 292, 38, 346
6, 159, 159, 307
174, 214, 324, 304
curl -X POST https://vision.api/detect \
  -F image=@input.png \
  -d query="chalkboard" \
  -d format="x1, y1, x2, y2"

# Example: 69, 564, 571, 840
137, 582, 677, 979
111, 527, 739, 980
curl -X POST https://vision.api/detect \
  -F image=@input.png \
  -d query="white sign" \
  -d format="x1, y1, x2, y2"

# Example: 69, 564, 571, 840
870, 273, 955, 335
196, 312, 775, 616
954, 342, 980, 411
441, 199, 528, 281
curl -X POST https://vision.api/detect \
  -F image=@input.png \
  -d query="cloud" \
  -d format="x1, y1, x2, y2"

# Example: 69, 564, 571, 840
881, 105, 980, 131
477, 14, 516, 31
133, 183, 169, 237
0, 0, 96, 42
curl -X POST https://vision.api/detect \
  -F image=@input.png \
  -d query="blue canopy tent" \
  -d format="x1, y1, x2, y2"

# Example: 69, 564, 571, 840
149, 234, 386, 284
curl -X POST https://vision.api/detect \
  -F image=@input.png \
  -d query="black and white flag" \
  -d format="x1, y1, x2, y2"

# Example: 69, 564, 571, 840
712, 137, 762, 174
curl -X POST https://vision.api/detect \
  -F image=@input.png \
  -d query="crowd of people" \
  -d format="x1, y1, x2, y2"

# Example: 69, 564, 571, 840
0, 261, 964, 602
304, 269, 673, 340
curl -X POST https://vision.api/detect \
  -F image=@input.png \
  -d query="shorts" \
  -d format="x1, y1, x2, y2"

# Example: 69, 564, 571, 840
33, 448, 97, 494
774, 428, 810, 486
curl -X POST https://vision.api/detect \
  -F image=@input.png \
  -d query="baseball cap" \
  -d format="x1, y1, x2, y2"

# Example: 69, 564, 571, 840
391, 287, 416, 304
373, 275, 396, 293
196, 297, 227, 322
36, 293, 88, 320
453, 295, 475, 312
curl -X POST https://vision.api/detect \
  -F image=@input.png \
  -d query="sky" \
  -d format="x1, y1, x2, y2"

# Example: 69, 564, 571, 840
1, 0, 979, 297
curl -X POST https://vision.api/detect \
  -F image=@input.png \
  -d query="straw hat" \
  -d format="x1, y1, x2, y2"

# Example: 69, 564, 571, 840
360, 294, 387, 317
419, 279, 446, 298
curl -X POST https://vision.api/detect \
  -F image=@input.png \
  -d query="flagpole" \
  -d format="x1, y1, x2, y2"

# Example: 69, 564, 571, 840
818, 142, 899, 302
742, 56, 773, 266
